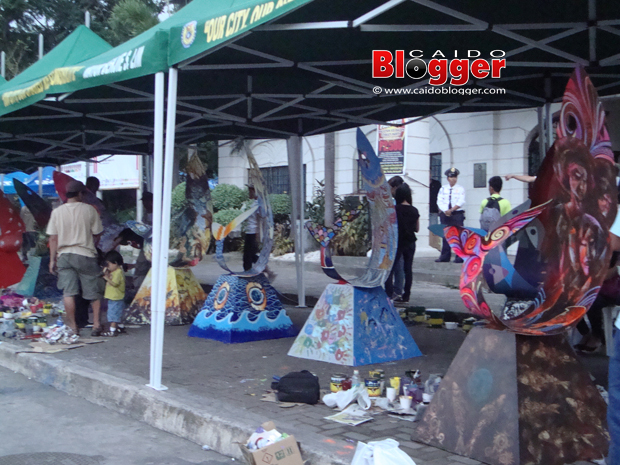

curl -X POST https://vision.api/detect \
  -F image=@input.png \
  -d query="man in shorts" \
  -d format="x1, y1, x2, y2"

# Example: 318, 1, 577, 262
47, 180, 105, 336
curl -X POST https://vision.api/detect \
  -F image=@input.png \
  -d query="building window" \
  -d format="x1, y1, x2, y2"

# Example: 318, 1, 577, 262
430, 153, 442, 181
258, 165, 305, 195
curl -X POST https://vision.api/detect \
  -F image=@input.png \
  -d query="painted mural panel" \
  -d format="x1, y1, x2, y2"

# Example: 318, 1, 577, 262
443, 68, 617, 335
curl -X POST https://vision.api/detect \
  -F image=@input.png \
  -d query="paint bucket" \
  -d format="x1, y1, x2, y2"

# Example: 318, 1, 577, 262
330, 374, 347, 393
43, 304, 52, 315
369, 369, 385, 394
15, 318, 25, 329
37, 316, 47, 328
408, 307, 426, 323
426, 308, 445, 328
462, 317, 476, 332
365, 378, 382, 397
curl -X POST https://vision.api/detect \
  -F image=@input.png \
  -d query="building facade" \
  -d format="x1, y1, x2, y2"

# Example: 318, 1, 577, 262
219, 106, 554, 249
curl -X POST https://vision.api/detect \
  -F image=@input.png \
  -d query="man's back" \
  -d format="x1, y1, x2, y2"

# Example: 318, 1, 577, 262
47, 203, 102, 257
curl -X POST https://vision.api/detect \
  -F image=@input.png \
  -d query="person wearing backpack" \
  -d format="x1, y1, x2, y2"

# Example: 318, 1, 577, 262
479, 176, 512, 232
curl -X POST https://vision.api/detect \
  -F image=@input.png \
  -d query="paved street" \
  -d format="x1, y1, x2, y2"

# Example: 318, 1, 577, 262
0, 366, 233, 465
0, 250, 610, 465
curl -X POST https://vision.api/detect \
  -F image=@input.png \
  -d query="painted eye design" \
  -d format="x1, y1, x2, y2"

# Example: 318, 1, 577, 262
213, 282, 230, 310
246, 282, 267, 311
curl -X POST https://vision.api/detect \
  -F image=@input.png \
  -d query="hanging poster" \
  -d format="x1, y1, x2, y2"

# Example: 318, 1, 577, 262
91, 155, 141, 190
376, 119, 406, 175
60, 162, 87, 182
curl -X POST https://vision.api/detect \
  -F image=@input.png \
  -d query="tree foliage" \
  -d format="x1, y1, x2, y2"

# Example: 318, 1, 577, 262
106, 0, 159, 46
211, 184, 248, 212
0, 0, 163, 78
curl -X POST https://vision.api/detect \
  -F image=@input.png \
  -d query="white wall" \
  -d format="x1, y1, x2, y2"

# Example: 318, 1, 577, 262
218, 108, 543, 247
429, 108, 540, 229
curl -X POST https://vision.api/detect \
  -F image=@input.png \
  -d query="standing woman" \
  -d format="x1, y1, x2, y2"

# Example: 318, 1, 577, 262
386, 184, 420, 302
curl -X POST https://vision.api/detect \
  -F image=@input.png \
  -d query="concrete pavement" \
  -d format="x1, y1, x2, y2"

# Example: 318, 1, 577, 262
0, 251, 609, 465
0, 366, 230, 464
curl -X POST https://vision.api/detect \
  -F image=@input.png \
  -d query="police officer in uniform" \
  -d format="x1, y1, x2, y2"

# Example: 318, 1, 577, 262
436, 167, 465, 263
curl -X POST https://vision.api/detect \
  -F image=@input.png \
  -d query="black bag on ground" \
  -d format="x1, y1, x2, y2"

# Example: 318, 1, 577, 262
272, 370, 320, 404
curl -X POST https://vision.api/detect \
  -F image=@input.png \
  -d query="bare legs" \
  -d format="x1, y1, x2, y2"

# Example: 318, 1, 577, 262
63, 296, 102, 334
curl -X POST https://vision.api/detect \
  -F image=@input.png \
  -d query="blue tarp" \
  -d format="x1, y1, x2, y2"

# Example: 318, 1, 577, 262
23, 167, 57, 197
1, 172, 29, 195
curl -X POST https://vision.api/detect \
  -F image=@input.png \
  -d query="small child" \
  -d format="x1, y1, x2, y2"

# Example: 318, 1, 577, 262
102, 250, 126, 337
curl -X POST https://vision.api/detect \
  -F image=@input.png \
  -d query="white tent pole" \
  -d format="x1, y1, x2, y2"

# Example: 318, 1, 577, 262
287, 136, 306, 307
299, 138, 305, 307
38, 167, 43, 196
0, 173, 4, 193
137, 156, 144, 222
38, 34, 44, 60
151, 66, 178, 391
85, 11, 91, 28
148, 71, 166, 391
1, 51, 5, 78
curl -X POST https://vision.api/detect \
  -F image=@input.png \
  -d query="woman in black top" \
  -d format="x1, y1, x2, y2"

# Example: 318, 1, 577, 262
386, 184, 420, 302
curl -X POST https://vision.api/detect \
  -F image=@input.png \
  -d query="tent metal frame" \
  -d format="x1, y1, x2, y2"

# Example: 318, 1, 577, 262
3, 0, 620, 390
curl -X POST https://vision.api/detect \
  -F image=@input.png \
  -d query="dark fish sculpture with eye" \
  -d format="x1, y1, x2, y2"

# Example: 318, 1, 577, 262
306, 128, 398, 287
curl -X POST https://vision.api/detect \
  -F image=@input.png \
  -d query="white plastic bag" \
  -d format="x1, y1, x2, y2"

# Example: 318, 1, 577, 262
322, 385, 371, 410
351, 439, 416, 465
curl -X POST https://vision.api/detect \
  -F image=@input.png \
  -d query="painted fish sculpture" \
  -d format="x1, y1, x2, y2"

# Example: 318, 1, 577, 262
13, 179, 52, 229
445, 67, 616, 336
0, 191, 26, 287
306, 128, 398, 288
129, 152, 213, 268
211, 145, 273, 277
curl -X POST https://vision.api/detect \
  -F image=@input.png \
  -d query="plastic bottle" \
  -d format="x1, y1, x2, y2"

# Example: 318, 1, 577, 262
351, 370, 361, 388
55, 315, 64, 327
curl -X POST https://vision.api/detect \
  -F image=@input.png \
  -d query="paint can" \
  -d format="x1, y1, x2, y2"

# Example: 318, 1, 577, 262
462, 317, 476, 332
330, 373, 347, 392
410, 307, 426, 323
365, 378, 382, 397
426, 308, 445, 328
369, 369, 385, 394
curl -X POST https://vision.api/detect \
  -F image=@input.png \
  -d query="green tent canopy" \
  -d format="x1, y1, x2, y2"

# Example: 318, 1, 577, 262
0, 0, 312, 118
0, 26, 113, 116
3, 0, 620, 171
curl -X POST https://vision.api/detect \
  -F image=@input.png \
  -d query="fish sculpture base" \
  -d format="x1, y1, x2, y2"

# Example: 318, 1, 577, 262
288, 283, 422, 366
0, 251, 26, 289
188, 274, 296, 343
14, 255, 62, 300
415, 327, 608, 465
125, 267, 206, 325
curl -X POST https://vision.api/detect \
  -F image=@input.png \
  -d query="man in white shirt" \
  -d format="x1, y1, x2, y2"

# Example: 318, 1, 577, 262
47, 180, 105, 336
436, 167, 466, 263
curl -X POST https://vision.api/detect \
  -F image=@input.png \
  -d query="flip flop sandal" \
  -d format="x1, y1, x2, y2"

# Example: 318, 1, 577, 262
91, 328, 103, 337
100, 330, 117, 337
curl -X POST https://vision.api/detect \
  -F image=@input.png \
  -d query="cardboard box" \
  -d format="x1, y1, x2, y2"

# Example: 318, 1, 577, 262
240, 421, 303, 465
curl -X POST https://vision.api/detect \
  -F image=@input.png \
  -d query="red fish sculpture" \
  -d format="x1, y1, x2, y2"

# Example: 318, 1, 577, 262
0, 191, 26, 287
445, 68, 616, 335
